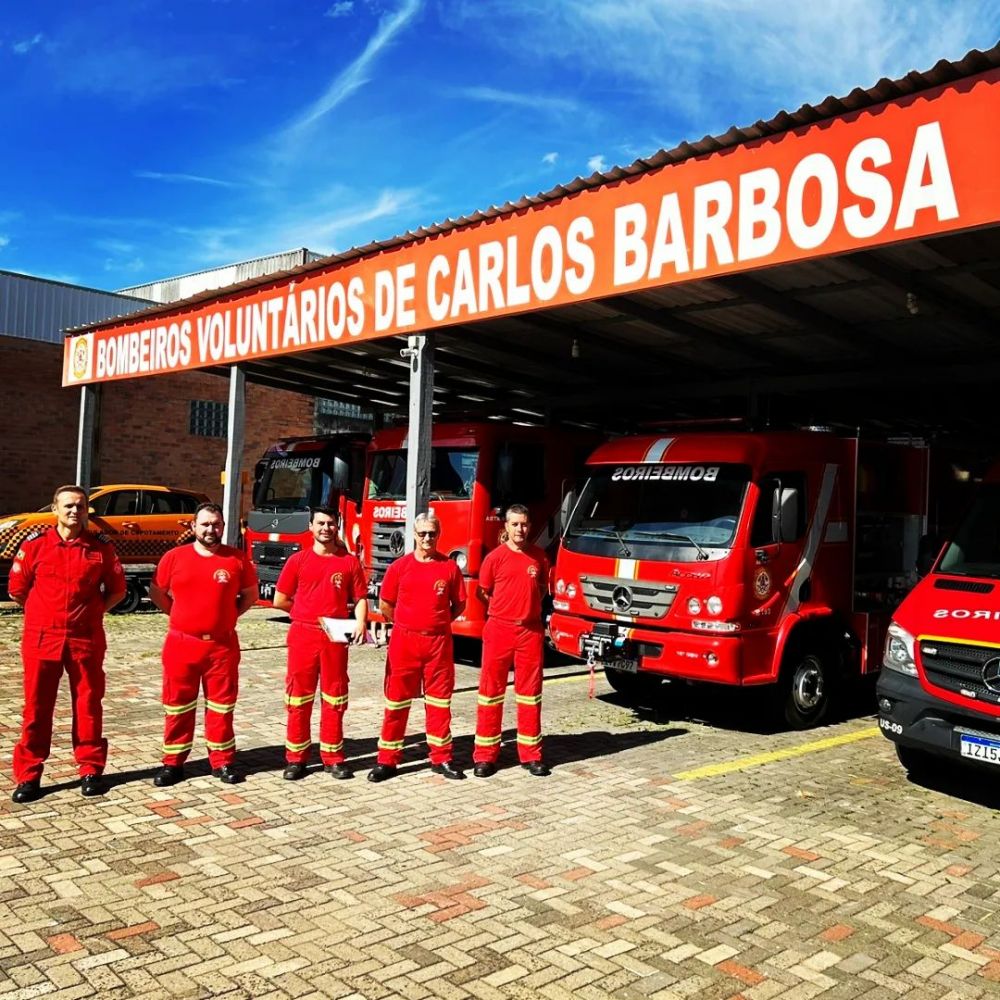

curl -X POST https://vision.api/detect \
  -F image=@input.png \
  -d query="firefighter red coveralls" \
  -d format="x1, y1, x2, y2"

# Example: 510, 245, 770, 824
9, 529, 125, 784
473, 543, 550, 765
275, 548, 366, 765
152, 544, 257, 770
376, 553, 466, 766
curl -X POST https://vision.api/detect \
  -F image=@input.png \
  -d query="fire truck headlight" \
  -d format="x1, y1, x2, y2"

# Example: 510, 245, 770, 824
449, 548, 468, 572
706, 595, 723, 616
555, 578, 567, 595
883, 623, 918, 676
687, 597, 702, 615
566, 583, 578, 599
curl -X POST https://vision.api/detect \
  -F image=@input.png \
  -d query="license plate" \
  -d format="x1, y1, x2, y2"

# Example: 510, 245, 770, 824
259, 582, 275, 601
607, 658, 639, 674
959, 734, 1000, 765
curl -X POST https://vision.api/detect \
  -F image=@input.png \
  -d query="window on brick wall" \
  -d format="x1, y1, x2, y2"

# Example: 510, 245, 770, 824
315, 396, 374, 434
189, 400, 227, 438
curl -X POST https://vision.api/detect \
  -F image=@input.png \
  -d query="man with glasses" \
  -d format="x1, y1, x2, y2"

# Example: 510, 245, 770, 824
472, 504, 551, 777
368, 513, 466, 782
273, 507, 367, 780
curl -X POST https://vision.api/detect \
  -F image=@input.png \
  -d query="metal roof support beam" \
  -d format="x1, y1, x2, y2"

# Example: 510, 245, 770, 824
403, 334, 434, 553
75, 383, 100, 491
222, 365, 245, 547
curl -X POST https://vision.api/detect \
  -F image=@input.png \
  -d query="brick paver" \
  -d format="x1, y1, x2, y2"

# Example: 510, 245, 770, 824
0, 605, 998, 998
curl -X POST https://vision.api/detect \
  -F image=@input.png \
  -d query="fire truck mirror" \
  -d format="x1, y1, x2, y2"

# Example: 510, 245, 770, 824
774, 487, 800, 543
916, 533, 939, 578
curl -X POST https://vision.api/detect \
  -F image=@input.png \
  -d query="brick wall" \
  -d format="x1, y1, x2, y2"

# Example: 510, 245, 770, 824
0, 336, 316, 515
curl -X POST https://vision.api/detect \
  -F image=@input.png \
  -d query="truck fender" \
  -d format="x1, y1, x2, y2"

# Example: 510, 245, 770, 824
770, 606, 838, 680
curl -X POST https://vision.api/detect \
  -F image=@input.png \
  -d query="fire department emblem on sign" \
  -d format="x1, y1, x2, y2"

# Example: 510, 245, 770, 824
214, 569, 231, 584
753, 568, 771, 599
72, 336, 90, 381
434, 579, 447, 596
332, 572, 344, 588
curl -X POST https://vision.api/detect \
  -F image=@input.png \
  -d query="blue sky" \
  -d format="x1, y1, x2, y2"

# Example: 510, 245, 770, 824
2, 0, 998, 291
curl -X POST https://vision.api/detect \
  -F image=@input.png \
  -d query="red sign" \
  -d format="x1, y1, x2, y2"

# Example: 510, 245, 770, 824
64, 70, 1000, 385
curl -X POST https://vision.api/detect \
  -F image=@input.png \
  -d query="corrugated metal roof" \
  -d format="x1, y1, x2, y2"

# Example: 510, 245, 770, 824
69, 42, 1000, 335
0, 271, 153, 345
116, 248, 324, 304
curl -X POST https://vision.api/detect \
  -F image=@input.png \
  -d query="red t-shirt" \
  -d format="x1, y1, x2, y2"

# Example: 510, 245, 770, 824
479, 543, 549, 624
10, 527, 125, 637
380, 552, 466, 632
153, 543, 257, 637
276, 548, 367, 624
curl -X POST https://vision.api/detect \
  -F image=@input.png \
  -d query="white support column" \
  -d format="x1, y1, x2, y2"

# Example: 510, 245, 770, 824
76, 384, 100, 490
402, 334, 434, 552
222, 366, 246, 547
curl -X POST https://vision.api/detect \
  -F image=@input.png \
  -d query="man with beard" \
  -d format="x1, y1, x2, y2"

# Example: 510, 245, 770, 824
273, 507, 367, 780
368, 513, 466, 782
148, 502, 258, 785
9, 485, 126, 803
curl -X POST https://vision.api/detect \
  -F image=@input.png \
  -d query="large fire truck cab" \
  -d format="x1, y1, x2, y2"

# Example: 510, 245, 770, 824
550, 430, 928, 728
362, 421, 596, 639
878, 463, 1000, 778
246, 433, 370, 603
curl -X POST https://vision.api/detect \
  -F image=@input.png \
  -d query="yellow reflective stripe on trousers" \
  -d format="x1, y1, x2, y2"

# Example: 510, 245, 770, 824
426, 733, 453, 747
516, 733, 543, 746
206, 738, 236, 751
320, 741, 344, 753
378, 738, 405, 750
163, 699, 198, 715
477, 694, 505, 707
424, 695, 451, 709
285, 738, 311, 752
384, 698, 412, 711
206, 700, 236, 714
515, 693, 542, 705
474, 734, 502, 746
321, 693, 349, 707
162, 741, 194, 753
285, 692, 316, 707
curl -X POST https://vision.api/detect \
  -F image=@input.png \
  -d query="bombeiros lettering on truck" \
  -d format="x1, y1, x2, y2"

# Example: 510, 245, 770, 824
549, 429, 930, 728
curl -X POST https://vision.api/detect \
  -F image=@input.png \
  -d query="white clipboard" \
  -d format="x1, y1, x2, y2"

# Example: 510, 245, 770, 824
318, 617, 372, 644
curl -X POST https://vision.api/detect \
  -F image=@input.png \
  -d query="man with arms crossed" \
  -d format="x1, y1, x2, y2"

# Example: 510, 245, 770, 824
9, 485, 125, 802
369, 513, 466, 782
273, 507, 368, 780
473, 504, 551, 777
149, 502, 257, 785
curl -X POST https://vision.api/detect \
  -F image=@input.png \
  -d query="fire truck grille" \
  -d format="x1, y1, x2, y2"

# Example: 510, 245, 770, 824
919, 639, 1000, 706
371, 521, 407, 578
251, 541, 299, 569
579, 575, 679, 619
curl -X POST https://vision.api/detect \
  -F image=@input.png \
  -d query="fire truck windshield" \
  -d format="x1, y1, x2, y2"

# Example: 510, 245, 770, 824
564, 463, 750, 561
254, 455, 332, 513
368, 449, 478, 501
938, 484, 1000, 579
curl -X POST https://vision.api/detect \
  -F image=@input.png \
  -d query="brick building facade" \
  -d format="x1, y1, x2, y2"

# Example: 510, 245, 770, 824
0, 335, 315, 515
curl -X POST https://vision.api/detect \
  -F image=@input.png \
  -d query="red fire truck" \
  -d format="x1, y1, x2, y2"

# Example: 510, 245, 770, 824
362, 421, 597, 639
878, 463, 1000, 777
549, 430, 929, 728
245, 433, 370, 603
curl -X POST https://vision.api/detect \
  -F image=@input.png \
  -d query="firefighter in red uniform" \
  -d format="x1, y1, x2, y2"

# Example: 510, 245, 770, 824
148, 502, 257, 786
273, 507, 368, 780
9, 485, 126, 803
368, 513, 466, 782
473, 504, 551, 777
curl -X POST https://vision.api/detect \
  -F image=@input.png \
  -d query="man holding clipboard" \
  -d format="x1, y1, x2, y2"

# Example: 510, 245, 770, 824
273, 507, 367, 780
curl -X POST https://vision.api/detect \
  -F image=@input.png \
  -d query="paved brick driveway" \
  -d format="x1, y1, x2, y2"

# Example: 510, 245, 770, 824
1, 606, 998, 999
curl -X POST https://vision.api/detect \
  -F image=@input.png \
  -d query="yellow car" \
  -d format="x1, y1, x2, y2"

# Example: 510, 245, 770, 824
0, 485, 209, 604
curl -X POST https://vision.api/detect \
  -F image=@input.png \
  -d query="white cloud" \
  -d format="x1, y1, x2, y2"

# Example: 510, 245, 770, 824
456, 86, 581, 116
135, 170, 240, 189
12, 33, 43, 55
587, 155, 606, 173
326, 1, 355, 16
542, 151, 558, 165
286, 0, 422, 135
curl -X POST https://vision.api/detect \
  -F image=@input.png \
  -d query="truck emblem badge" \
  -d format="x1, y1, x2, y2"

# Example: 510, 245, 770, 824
270, 518, 280, 529
389, 530, 405, 556
982, 657, 1000, 694
753, 568, 771, 599
612, 586, 633, 612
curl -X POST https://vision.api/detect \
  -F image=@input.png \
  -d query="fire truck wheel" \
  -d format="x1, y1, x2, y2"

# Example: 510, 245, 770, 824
895, 744, 937, 781
780, 649, 832, 729
111, 578, 145, 615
